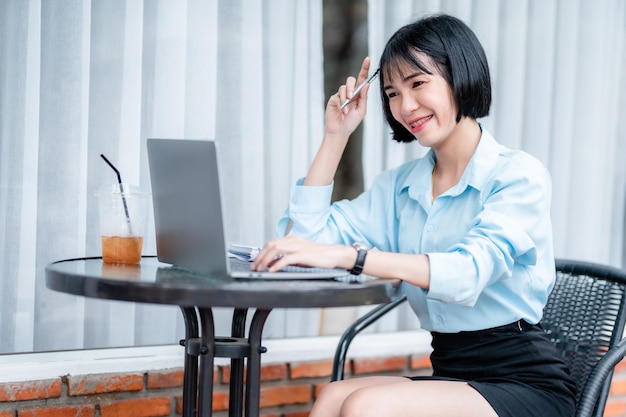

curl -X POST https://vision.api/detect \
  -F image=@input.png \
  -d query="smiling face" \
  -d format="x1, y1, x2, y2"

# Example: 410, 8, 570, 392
377, 15, 492, 144
383, 57, 459, 149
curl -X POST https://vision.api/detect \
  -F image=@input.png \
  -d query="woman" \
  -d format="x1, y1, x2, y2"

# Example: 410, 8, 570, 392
251, 14, 576, 417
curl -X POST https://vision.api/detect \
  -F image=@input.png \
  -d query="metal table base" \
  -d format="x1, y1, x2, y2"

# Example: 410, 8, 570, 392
180, 307, 271, 417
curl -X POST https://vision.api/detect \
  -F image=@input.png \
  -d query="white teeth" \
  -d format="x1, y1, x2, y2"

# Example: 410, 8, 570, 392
409, 116, 430, 127
409, 116, 429, 128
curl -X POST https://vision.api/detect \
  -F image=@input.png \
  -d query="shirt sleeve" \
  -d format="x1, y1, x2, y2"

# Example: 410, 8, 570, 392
276, 172, 398, 249
426, 155, 552, 307
276, 177, 335, 240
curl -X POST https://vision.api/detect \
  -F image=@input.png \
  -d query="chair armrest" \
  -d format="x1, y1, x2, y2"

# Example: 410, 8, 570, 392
577, 337, 626, 417
331, 295, 408, 381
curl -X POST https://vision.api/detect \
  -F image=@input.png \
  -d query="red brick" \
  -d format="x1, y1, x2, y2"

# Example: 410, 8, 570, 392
221, 363, 286, 384
290, 360, 333, 379
283, 411, 310, 417
0, 379, 62, 402
410, 354, 432, 370
147, 369, 184, 389
259, 385, 311, 408
212, 391, 230, 412
100, 398, 170, 417
179, 384, 313, 414
351, 356, 408, 375
0, 412, 14, 417
67, 373, 143, 396
222, 364, 288, 383
610, 379, 626, 396
17, 405, 94, 417
260, 364, 287, 381
176, 390, 234, 413
603, 400, 626, 417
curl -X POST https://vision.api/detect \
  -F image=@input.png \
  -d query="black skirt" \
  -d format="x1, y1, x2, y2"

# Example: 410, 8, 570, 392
409, 320, 577, 417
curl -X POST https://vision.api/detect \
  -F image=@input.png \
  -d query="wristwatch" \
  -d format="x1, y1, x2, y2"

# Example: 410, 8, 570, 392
350, 242, 369, 275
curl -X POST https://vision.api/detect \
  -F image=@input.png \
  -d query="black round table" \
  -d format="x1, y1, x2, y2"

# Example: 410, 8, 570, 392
46, 256, 402, 417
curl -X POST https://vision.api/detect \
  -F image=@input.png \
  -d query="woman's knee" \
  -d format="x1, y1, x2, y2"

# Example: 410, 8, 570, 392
310, 381, 351, 417
338, 389, 379, 417
320, 380, 356, 403
312, 377, 403, 417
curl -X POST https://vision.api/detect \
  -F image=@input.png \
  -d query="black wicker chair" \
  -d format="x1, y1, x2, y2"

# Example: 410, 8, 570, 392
331, 259, 626, 417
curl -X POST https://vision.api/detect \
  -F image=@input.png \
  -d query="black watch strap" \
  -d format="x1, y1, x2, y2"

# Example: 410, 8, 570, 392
350, 243, 368, 275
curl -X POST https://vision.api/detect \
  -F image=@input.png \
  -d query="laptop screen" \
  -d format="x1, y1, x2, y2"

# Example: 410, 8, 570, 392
147, 138, 229, 275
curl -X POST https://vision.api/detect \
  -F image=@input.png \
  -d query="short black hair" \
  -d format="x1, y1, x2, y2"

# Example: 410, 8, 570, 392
379, 14, 492, 143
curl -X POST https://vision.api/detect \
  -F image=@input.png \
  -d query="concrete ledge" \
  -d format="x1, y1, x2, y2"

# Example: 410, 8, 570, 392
0, 330, 431, 383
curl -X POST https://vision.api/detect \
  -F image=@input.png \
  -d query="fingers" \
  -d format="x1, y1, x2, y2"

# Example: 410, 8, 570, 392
262, 254, 293, 273
346, 57, 371, 98
357, 56, 372, 85
338, 57, 373, 111
251, 236, 300, 272
252, 236, 334, 272
250, 240, 281, 271
344, 76, 358, 96
335, 78, 356, 108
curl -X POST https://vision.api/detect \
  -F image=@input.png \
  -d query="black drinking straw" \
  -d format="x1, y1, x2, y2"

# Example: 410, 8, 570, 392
100, 154, 134, 235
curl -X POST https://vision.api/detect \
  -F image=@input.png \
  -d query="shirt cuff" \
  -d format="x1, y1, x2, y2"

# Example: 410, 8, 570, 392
289, 178, 334, 213
426, 252, 461, 303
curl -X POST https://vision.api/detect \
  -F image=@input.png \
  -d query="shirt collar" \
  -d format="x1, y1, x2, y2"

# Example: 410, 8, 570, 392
400, 129, 501, 201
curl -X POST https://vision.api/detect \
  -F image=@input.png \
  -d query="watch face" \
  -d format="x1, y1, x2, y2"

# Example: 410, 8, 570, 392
353, 242, 369, 251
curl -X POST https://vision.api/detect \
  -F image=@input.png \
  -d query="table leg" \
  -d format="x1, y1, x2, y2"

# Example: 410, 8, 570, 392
180, 307, 200, 417
229, 309, 248, 417
198, 308, 216, 417
182, 307, 271, 417
245, 309, 271, 417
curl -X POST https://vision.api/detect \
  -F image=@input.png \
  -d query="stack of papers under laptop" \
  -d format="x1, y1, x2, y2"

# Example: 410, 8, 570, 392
228, 244, 260, 262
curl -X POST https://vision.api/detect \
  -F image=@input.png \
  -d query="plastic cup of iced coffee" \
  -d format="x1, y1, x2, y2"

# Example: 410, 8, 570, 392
96, 184, 150, 265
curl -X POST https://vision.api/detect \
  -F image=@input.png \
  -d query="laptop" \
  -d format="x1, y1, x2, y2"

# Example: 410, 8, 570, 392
146, 138, 349, 279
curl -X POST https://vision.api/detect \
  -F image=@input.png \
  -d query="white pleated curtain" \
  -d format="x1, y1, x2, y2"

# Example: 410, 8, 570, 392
0, 0, 325, 353
320, 0, 626, 335
1, 0, 625, 354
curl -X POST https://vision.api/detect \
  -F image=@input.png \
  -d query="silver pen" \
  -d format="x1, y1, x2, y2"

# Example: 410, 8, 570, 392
339, 69, 380, 109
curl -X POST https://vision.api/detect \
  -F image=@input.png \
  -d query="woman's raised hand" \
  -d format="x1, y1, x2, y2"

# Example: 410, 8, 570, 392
301, 57, 374, 187
325, 57, 373, 138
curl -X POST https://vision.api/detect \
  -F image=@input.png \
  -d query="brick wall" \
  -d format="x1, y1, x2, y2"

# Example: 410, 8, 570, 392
1, 354, 626, 417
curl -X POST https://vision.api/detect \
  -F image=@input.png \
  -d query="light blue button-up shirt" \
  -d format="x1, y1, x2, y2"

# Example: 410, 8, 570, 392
277, 130, 555, 333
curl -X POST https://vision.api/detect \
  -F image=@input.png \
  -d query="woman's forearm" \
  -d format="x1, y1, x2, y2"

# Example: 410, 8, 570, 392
303, 133, 350, 186
357, 249, 431, 289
